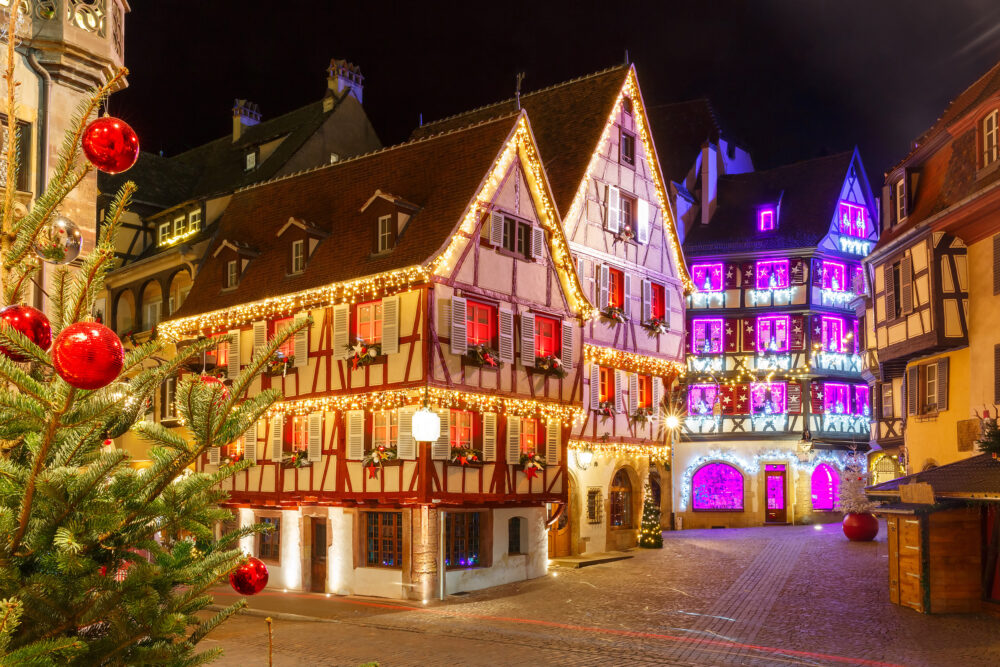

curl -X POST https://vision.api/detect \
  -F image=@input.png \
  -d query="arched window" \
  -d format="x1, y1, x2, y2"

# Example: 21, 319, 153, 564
692, 462, 744, 511
811, 463, 839, 511
610, 469, 633, 528
114, 290, 135, 335
508, 517, 522, 554
871, 454, 903, 486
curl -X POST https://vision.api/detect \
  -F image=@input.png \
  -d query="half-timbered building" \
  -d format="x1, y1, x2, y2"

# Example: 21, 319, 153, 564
158, 112, 592, 599
676, 149, 878, 528
412, 64, 689, 555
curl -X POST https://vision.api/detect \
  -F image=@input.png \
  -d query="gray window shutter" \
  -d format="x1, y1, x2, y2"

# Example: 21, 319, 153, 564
531, 226, 545, 259
227, 329, 240, 379
598, 264, 610, 309
881, 184, 891, 227
628, 372, 639, 414
498, 309, 515, 362
432, 408, 450, 460
937, 358, 949, 412
606, 185, 621, 232
615, 370, 625, 413
243, 423, 258, 464
623, 273, 631, 319
590, 364, 601, 410
884, 264, 895, 320
208, 446, 220, 466
545, 421, 560, 463
995, 345, 1000, 404
520, 312, 536, 367
636, 198, 650, 244
332, 304, 349, 359
307, 412, 323, 462
482, 412, 498, 461
450, 296, 467, 355
560, 320, 574, 371
269, 416, 283, 461
346, 410, 365, 460
293, 313, 309, 368
993, 235, 1000, 295
380, 295, 400, 354
252, 320, 267, 356
488, 211, 504, 246
900, 256, 913, 315
651, 378, 663, 417
641, 279, 651, 322
506, 415, 521, 463
907, 367, 919, 416
397, 407, 416, 460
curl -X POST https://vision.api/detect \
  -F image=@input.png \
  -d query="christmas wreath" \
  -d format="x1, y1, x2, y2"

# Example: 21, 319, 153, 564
347, 339, 382, 370
465, 343, 502, 369
362, 444, 398, 477
597, 400, 616, 421
642, 317, 669, 335
283, 449, 310, 468
266, 350, 294, 376
601, 306, 628, 325
534, 354, 567, 378
450, 446, 483, 466
519, 450, 546, 479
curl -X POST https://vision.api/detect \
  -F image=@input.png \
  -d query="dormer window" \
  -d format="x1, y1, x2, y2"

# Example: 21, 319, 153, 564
983, 109, 998, 167
291, 240, 305, 274
245, 151, 257, 171
757, 205, 777, 232
838, 201, 867, 238
377, 214, 394, 252
173, 215, 186, 237
189, 209, 202, 232
226, 260, 239, 289
158, 222, 170, 245
620, 130, 636, 166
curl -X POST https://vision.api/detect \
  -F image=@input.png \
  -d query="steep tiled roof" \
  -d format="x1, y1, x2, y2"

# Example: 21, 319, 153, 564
410, 65, 628, 215
646, 99, 721, 185
171, 115, 521, 320
868, 453, 1000, 499
683, 151, 854, 254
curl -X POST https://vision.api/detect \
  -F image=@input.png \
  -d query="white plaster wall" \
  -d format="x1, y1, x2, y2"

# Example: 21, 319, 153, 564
445, 507, 547, 594
327, 508, 404, 598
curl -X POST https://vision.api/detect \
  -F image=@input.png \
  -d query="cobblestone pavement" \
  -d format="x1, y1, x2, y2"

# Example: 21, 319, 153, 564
201, 522, 1000, 667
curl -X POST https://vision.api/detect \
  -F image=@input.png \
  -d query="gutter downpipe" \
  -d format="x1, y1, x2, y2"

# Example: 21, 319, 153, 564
26, 48, 50, 310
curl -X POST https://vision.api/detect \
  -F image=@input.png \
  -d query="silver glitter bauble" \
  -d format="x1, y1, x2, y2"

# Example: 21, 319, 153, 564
34, 215, 83, 265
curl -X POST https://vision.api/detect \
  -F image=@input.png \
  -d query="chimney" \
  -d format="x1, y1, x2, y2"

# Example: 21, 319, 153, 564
700, 143, 718, 226
232, 99, 261, 142
326, 58, 364, 109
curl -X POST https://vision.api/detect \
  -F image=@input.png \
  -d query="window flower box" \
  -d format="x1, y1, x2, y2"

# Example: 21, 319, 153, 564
465, 344, 502, 369
282, 450, 311, 469
601, 306, 628, 325
346, 339, 383, 370
450, 446, 484, 466
534, 354, 567, 378
362, 445, 398, 477
615, 225, 635, 244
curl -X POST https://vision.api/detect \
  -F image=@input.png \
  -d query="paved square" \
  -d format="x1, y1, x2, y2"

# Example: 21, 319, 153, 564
202, 522, 1000, 666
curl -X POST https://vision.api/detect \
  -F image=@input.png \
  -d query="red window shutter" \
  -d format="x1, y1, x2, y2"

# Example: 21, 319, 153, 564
740, 262, 755, 288
720, 385, 736, 415
790, 315, 805, 350
725, 263, 740, 288
734, 384, 749, 413
790, 258, 806, 285
810, 381, 825, 414
787, 382, 802, 414
811, 258, 824, 287
741, 318, 756, 352
725, 318, 740, 353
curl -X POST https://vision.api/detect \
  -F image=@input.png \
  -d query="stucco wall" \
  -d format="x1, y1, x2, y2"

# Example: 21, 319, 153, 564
445, 507, 547, 595
903, 347, 972, 472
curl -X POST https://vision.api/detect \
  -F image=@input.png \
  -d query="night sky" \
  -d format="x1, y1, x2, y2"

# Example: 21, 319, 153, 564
113, 1, 1000, 181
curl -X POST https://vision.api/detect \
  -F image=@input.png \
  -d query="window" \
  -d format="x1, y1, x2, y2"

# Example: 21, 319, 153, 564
756, 315, 789, 353
258, 516, 280, 561
245, 151, 256, 171
692, 262, 723, 292
984, 110, 998, 167
599, 366, 614, 402
691, 318, 723, 354
188, 209, 202, 232
356, 300, 382, 343
158, 222, 170, 245
622, 96, 633, 115
363, 512, 402, 568
609, 469, 633, 528
608, 268, 625, 308
534, 315, 560, 357
750, 382, 786, 415
291, 240, 305, 274
287, 415, 308, 453
586, 488, 603, 523
650, 283, 666, 319
620, 130, 635, 166
466, 300, 496, 347
821, 316, 845, 353
225, 260, 238, 289
687, 384, 718, 415
811, 464, 839, 511
838, 201, 868, 238
824, 383, 850, 414
508, 517, 522, 554
377, 214, 393, 252
501, 217, 534, 259
619, 195, 635, 235
637, 375, 652, 409
894, 179, 906, 222
173, 215, 186, 237
273, 317, 294, 358
161, 377, 177, 419
756, 260, 789, 289
516, 222, 530, 258
206, 333, 228, 368
449, 409, 473, 449
692, 463, 744, 511
822, 261, 847, 291
854, 384, 870, 417
880, 382, 894, 419
372, 410, 398, 451
925, 363, 937, 412
521, 418, 542, 454
144, 301, 161, 330
758, 206, 776, 231
445, 512, 483, 569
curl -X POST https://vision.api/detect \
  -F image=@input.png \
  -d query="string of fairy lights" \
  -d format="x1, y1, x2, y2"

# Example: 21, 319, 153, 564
584, 344, 685, 378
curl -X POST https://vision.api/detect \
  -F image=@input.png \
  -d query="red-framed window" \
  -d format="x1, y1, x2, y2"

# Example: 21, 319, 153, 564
535, 315, 560, 357
450, 409, 474, 448
599, 367, 614, 402
608, 268, 625, 308
273, 316, 294, 358
756, 259, 789, 289
466, 300, 496, 347
372, 410, 398, 452
756, 315, 790, 353
638, 375, 653, 409
521, 418, 543, 454
206, 332, 228, 367
650, 283, 665, 319
691, 318, 723, 354
356, 300, 382, 343
284, 415, 308, 453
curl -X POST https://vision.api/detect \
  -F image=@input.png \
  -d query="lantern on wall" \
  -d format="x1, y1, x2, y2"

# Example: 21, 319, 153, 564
412, 387, 440, 442
575, 447, 595, 470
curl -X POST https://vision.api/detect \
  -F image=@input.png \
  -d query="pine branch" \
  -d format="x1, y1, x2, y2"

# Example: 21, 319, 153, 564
0, 5, 21, 297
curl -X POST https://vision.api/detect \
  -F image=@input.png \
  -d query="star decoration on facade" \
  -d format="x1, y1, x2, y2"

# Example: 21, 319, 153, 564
524, 466, 539, 480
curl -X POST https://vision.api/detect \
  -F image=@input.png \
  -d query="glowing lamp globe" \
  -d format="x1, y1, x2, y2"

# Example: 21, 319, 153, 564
412, 407, 440, 442
575, 448, 594, 470
665, 414, 681, 430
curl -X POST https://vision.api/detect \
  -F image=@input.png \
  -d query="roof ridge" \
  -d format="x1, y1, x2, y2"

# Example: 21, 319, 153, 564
234, 112, 522, 195
726, 150, 852, 178
417, 63, 628, 130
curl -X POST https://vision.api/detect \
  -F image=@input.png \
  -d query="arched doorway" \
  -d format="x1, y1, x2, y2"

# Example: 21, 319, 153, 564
810, 463, 839, 511
548, 474, 575, 558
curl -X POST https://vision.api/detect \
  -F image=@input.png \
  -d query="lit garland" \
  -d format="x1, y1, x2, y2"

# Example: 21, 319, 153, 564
747, 288, 793, 305
561, 68, 693, 293
821, 414, 870, 434
688, 356, 723, 373
838, 237, 872, 256
812, 351, 862, 372
820, 288, 856, 307
584, 343, 685, 377
690, 291, 725, 308
158, 265, 430, 340
569, 440, 670, 458
158, 226, 200, 248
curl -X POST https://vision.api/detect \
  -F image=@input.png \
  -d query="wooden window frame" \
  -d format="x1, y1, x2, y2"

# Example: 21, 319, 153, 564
158, 222, 171, 245
444, 510, 491, 570
372, 410, 398, 452
650, 282, 666, 320
880, 382, 894, 419
360, 510, 404, 570
466, 300, 497, 347
225, 260, 238, 289
271, 316, 295, 358
586, 488, 603, 524
245, 151, 257, 172
619, 194, 636, 236
188, 209, 202, 232
377, 214, 394, 253
520, 417, 543, 455
291, 239, 306, 274
500, 216, 532, 260
355, 300, 383, 343
609, 469, 633, 529
534, 315, 560, 357
449, 409, 473, 449
638, 375, 652, 409
894, 179, 906, 223
608, 268, 625, 308
256, 513, 281, 563
924, 363, 937, 413
507, 516, 522, 555
983, 110, 999, 169
285, 414, 308, 454
620, 129, 636, 167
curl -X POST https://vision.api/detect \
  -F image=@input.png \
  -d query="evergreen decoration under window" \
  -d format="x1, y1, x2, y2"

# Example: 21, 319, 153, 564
643, 316, 669, 335
601, 305, 628, 324
283, 449, 310, 468
638, 479, 663, 548
597, 400, 616, 421
534, 354, 567, 378
450, 446, 484, 465
465, 343, 502, 369
347, 339, 382, 369
976, 407, 1000, 458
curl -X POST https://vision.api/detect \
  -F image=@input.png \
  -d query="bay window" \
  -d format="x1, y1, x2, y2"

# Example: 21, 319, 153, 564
691, 318, 723, 354
756, 315, 789, 353
356, 300, 383, 343
756, 259, 789, 289
691, 262, 723, 292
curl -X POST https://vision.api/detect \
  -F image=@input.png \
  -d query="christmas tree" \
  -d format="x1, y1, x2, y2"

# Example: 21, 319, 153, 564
0, 11, 298, 664
838, 450, 875, 514
637, 478, 663, 548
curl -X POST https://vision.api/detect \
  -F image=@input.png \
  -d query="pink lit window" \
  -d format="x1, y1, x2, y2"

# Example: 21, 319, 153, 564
691, 318, 723, 354
854, 385, 870, 416
811, 463, 839, 511
692, 463, 744, 511
687, 384, 718, 415
750, 382, 786, 415
692, 263, 723, 292
756, 315, 790, 353
821, 316, 845, 353
824, 383, 850, 414
838, 201, 868, 238
756, 260, 789, 289
758, 206, 777, 231
822, 261, 847, 291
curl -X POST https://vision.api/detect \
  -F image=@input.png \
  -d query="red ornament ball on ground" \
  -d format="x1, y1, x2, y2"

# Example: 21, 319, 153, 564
52, 322, 124, 390
842, 512, 879, 541
0, 305, 51, 361
230, 557, 268, 595
82, 116, 140, 174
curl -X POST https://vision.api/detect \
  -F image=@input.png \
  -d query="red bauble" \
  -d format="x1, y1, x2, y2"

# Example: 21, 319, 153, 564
81, 116, 139, 174
229, 557, 268, 595
200, 374, 230, 400
0, 305, 51, 361
52, 322, 124, 390
842, 512, 879, 542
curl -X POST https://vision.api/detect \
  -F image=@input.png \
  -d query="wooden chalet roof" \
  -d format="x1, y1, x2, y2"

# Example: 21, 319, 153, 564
683, 151, 855, 255
868, 453, 1000, 500
409, 65, 629, 216
170, 114, 523, 321
646, 98, 722, 185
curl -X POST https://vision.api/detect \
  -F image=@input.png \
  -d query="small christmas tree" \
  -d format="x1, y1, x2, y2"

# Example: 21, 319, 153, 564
638, 479, 663, 548
838, 451, 875, 514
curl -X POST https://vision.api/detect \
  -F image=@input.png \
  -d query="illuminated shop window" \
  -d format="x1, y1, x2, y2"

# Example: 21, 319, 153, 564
692, 463, 744, 511
811, 463, 839, 511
